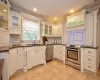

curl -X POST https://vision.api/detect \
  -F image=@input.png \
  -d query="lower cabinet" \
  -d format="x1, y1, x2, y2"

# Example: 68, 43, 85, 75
0, 46, 46, 80
83, 48, 99, 73
24, 47, 34, 69
24, 46, 46, 70
54, 45, 65, 63
9, 48, 19, 76
9, 48, 24, 76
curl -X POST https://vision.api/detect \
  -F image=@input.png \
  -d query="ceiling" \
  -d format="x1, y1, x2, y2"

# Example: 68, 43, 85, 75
9, 0, 94, 17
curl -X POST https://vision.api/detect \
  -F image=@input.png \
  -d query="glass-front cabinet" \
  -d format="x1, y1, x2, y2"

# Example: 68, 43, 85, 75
0, 3, 8, 31
42, 22, 53, 36
10, 11, 21, 34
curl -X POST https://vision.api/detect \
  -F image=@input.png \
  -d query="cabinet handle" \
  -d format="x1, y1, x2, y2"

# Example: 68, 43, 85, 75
88, 59, 91, 61
88, 51, 92, 53
24, 51, 27, 67
88, 66, 91, 68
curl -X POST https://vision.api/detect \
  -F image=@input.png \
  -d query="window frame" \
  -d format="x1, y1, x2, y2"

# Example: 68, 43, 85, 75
21, 13, 41, 42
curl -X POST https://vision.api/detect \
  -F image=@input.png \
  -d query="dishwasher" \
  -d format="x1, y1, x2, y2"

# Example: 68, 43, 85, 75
46, 45, 53, 61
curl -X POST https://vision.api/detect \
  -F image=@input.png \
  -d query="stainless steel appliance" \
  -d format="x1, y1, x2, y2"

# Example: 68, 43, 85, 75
46, 45, 53, 61
66, 45, 81, 70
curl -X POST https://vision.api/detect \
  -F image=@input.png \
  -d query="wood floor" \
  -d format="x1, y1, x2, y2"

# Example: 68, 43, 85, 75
10, 60, 100, 80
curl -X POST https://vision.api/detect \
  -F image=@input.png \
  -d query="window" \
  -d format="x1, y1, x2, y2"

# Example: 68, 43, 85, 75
22, 18, 40, 40
67, 29, 85, 45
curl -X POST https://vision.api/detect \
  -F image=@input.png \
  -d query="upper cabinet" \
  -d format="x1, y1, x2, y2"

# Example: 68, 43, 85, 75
0, 1, 11, 47
67, 10, 85, 27
0, 3, 9, 31
9, 11, 21, 34
41, 22, 62, 37
41, 22, 53, 37
52, 24, 62, 37
85, 10, 98, 47
85, 13, 94, 46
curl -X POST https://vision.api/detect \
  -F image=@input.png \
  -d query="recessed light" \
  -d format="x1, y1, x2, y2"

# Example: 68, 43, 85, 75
70, 10, 74, 13
4, 9, 7, 12
54, 17, 57, 20
33, 8, 37, 12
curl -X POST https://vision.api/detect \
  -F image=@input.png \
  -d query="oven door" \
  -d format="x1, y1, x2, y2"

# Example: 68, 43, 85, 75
66, 48, 81, 64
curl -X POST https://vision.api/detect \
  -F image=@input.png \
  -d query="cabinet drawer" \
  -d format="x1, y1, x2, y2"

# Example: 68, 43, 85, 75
84, 63, 96, 73
84, 56, 96, 64
84, 49, 96, 57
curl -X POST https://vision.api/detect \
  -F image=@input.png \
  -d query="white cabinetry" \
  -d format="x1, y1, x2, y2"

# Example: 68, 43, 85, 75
9, 48, 19, 76
86, 13, 94, 46
41, 22, 53, 37
24, 46, 46, 70
54, 45, 65, 63
24, 47, 34, 69
83, 48, 98, 73
52, 24, 62, 37
10, 11, 21, 34
0, 46, 46, 80
33, 46, 46, 65
85, 10, 98, 47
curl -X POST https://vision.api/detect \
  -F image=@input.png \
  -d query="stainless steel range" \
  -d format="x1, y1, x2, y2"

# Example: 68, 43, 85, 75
66, 45, 81, 70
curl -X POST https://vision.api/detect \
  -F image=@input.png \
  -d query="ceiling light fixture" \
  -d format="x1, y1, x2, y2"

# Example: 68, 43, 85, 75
70, 10, 74, 13
54, 17, 57, 20
4, 9, 7, 12
33, 8, 37, 12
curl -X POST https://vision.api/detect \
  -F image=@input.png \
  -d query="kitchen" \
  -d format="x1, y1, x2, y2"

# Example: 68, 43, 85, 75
0, 0, 100, 80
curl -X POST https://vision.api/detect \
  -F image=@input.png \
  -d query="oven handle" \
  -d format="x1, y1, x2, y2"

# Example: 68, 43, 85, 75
67, 49, 80, 51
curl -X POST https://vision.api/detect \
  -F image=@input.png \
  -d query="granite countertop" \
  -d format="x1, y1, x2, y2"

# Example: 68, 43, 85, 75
0, 59, 4, 79
0, 44, 66, 52
81, 45, 98, 49
0, 47, 9, 52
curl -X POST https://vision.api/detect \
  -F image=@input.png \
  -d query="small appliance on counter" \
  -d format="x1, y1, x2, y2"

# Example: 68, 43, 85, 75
42, 36, 48, 45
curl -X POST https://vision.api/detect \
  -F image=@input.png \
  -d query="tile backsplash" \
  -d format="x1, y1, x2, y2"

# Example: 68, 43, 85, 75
10, 35, 20, 46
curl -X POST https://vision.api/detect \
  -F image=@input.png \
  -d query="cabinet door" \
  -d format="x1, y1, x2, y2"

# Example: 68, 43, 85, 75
44, 24, 48, 35
10, 11, 21, 34
48, 25, 52, 35
86, 13, 94, 46
9, 48, 18, 76
52, 25, 62, 37
24, 47, 34, 69
54, 45, 60, 58
34, 46, 46, 65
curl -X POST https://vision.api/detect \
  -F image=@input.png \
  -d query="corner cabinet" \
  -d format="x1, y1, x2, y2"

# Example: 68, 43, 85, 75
41, 22, 62, 37
9, 11, 21, 34
52, 24, 62, 37
54, 45, 65, 63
